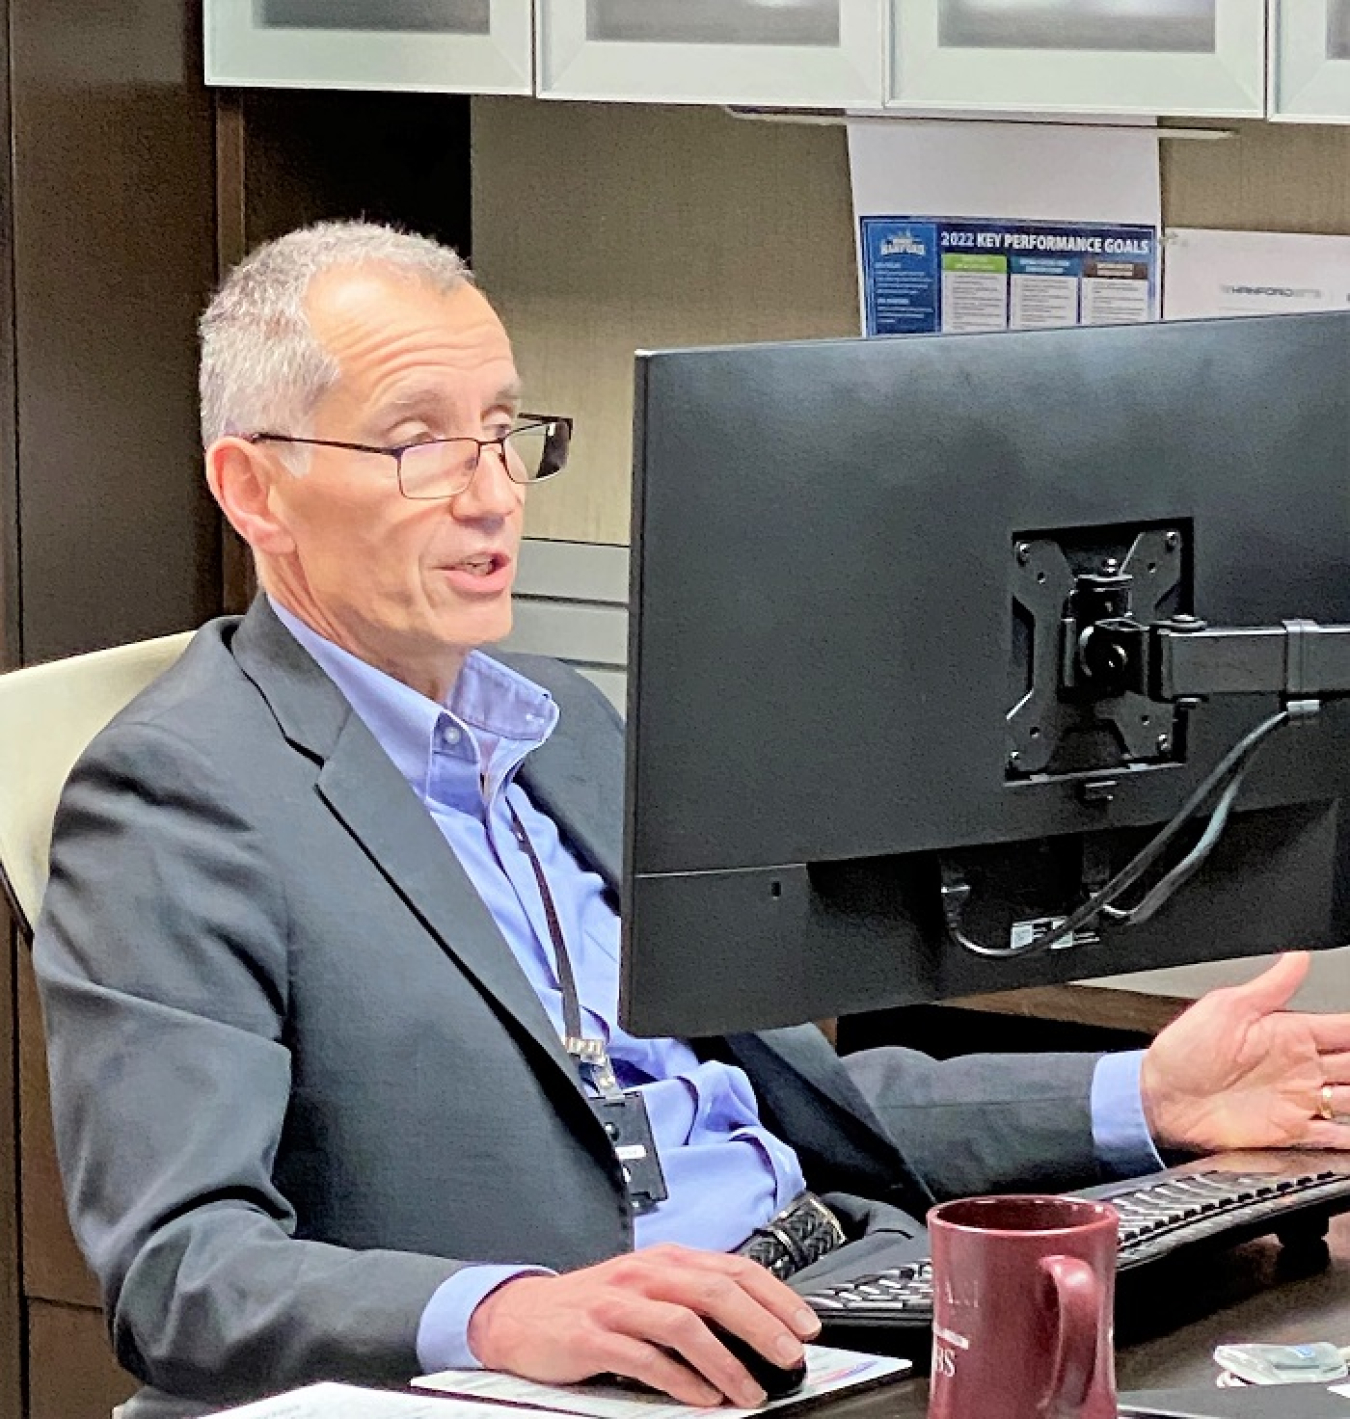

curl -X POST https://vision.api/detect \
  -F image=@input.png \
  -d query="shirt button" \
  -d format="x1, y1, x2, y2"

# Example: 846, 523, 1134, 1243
441, 725, 461, 747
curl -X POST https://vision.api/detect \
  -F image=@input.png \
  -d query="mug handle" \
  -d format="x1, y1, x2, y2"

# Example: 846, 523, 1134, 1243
1040, 1253, 1102, 1417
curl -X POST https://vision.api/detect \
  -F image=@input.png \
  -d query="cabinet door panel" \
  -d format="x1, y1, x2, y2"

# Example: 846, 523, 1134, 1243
585, 0, 839, 46
1273, 0, 1350, 121
890, 0, 1265, 116
539, 0, 885, 106
261, 0, 489, 32
205, 0, 532, 93
937, 0, 1213, 52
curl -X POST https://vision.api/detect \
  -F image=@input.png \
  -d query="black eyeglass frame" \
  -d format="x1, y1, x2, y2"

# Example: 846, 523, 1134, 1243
245, 413, 573, 500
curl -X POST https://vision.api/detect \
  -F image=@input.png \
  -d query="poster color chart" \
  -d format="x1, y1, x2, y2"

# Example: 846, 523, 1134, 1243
860, 216, 1158, 336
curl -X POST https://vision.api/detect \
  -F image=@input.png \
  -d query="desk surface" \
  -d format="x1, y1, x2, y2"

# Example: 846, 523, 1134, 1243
819, 1212, 1350, 1418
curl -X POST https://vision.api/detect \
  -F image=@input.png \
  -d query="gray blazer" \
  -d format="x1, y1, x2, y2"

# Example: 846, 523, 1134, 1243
33, 599, 1103, 1415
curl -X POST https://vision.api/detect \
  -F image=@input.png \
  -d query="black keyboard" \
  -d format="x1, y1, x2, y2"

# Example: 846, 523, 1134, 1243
799, 1156, 1350, 1333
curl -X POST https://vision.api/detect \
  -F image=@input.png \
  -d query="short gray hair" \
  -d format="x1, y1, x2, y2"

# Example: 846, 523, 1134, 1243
198, 220, 473, 449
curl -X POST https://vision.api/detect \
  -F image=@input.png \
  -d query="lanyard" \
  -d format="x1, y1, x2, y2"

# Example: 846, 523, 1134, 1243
507, 800, 621, 1097
505, 797, 671, 1215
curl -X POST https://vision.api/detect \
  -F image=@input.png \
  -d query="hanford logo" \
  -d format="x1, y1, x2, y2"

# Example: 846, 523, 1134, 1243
881, 232, 927, 258
1221, 284, 1323, 300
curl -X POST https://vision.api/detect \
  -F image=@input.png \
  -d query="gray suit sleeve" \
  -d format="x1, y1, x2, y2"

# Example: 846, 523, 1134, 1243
33, 719, 460, 1405
842, 1045, 1105, 1199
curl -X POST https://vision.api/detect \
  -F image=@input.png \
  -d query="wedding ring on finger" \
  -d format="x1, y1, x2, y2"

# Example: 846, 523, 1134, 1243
1318, 1083, 1337, 1122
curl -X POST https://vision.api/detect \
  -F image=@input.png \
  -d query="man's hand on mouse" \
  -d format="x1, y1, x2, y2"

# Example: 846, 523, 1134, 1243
465, 1244, 820, 1407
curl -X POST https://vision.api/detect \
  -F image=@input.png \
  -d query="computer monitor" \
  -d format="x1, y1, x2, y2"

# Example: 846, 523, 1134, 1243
619, 311, 1350, 1038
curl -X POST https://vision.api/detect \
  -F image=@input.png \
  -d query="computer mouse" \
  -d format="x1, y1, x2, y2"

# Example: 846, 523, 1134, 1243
707, 1322, 808, 1401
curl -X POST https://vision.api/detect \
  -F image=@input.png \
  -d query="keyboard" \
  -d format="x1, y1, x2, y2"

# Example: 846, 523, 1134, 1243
798, 1153, 1350, 1335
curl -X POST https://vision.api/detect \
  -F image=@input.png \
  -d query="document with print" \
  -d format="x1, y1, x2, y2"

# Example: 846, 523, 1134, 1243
1163, 228, 1350, 320
415, 1344, 911, 1419
848, 117, 1161, 336
206, 1382, 561, 1418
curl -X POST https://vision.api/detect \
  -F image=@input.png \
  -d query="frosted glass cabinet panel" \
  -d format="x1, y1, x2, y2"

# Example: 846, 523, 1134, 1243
939, 0, 1213, 51
205, 0, 532, 92
538, 0, 885, 105
1272, 1, 1350, 120
586, 0, 839, 45
890, 0, 1266, 115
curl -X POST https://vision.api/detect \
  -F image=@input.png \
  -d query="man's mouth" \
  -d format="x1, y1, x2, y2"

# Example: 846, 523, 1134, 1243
451, 552, 508, 577
441, 552, 514, 595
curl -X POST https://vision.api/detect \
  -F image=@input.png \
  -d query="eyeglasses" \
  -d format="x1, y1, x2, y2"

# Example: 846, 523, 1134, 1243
245, 414, 573, 501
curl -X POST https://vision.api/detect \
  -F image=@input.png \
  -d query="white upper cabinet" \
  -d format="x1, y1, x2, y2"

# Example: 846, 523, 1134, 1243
204, 0, 533, 93
889, 0, 1267, 116
203, 1, 1343, 121
1271, 0, 1350, 120
537, 0, 886, 106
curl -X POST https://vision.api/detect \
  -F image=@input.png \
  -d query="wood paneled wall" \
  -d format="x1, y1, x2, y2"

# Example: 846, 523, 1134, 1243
472, 101, 1350, 546
0, 14, 22, 1411
2, 2, 221, 1414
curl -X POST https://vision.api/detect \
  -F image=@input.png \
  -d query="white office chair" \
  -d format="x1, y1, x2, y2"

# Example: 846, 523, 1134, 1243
0, 630, 193, 1419
0, 629, 193, 937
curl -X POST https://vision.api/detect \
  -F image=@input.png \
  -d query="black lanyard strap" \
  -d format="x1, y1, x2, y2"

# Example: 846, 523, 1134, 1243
507, 800, 619, 1095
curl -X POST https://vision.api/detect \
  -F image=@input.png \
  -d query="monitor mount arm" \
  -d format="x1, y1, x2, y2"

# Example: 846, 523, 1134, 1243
1079, 610, 1350, 708
1008, 530, 1350, 781
948, 547, 1350, 961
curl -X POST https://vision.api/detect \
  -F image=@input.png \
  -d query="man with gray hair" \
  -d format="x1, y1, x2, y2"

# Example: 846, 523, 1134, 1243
33, 220, 1350, 1417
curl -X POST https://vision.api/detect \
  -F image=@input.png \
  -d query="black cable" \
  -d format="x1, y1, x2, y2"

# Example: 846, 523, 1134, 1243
1100, 770, 1244, 927
1109, 698, 1322, 925
948, 706, 1297, 959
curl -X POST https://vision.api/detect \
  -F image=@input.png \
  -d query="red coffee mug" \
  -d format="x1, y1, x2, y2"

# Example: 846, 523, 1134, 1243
927, 1194, 1118, 1419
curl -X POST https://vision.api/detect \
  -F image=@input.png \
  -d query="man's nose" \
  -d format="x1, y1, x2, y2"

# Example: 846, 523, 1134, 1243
454, 443, 519, 517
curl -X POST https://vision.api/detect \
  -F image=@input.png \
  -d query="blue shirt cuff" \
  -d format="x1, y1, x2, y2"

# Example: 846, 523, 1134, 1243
1090, 1050, 1164, 1179
416, 1264, 557, 1372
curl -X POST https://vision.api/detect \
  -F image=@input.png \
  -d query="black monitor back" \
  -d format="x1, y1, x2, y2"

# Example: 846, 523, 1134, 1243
621, 312, 1350, 1037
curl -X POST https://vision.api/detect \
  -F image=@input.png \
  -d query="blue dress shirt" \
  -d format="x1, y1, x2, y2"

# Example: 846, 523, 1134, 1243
269, 600, 1160, 1372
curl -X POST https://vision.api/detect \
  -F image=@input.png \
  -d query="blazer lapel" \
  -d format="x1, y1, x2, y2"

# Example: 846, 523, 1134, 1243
232, 601, 582, 1090
317, 720, 581, 1083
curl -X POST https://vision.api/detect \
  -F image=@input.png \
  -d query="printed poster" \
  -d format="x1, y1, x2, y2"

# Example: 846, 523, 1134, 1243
860, 216, 1158, 337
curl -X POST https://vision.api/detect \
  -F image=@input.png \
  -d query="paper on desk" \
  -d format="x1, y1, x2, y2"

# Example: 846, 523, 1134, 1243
206, 1382, 561, 1418
848, 119, 1161, 335
415, 1344, 911, 1419
1163, 228, 1350, 320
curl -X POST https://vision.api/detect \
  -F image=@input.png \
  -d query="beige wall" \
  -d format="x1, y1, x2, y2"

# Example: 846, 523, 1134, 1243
1162, 118, 1350, 232
472, 100, 1350, 546
472, 100, 858, 544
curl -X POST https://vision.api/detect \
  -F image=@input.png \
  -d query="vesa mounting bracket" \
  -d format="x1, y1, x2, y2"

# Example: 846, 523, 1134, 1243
1008, 526, 1184, 780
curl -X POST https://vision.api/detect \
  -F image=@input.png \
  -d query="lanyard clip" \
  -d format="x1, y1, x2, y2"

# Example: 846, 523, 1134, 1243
566, 1035, 620, 1096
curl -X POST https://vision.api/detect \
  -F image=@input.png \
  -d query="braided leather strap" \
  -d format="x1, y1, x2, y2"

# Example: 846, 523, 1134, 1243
734, 1192, 848, 1281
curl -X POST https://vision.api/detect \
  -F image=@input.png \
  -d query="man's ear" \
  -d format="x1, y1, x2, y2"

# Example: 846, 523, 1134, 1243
206, 437, 297, 558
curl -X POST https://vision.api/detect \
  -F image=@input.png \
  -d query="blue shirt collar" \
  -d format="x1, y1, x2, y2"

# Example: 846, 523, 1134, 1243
267, 596, 558, 801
